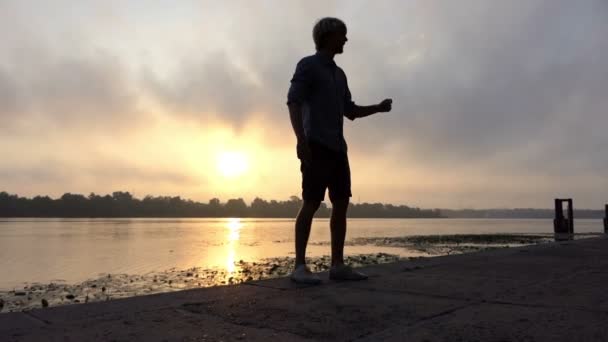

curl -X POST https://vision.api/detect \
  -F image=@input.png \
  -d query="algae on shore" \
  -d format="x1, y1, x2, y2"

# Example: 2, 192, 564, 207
306, 233, 555, 247
0, 253, 401, 313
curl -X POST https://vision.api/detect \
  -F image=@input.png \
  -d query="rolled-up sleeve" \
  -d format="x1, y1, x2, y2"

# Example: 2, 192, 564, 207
343, 78, 356, 121
287, 58, 313, 105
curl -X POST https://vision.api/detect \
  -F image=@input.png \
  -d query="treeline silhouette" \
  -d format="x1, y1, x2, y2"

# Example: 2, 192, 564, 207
0, 191, 443, 218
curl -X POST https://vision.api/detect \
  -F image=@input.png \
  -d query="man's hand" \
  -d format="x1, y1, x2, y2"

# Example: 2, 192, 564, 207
377, 98, 393, 113
297, 141, 312, 166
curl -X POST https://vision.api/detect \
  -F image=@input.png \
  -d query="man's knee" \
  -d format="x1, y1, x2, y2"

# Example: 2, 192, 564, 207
301, 200, 322, 214
331, 198, 349, 213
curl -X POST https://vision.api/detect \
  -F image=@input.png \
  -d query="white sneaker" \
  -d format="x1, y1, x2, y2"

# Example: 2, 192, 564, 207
290, 265, 322, 285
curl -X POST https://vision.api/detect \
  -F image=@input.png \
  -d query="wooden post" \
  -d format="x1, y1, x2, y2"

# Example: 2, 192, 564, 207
554, 199, 566, 233
567, 199, 574, 234
554, 198, 573, 240
604, 204, 608, 234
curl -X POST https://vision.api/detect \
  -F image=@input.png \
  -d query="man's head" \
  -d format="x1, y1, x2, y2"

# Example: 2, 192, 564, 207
313, 17, 348, 54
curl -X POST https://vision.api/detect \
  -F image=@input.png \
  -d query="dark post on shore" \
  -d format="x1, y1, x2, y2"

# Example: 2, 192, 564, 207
554, 198, 574, 240
604, 204, 608, 234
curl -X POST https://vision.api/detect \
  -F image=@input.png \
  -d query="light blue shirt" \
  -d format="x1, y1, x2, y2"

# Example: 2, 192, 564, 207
287, 52, 356, 153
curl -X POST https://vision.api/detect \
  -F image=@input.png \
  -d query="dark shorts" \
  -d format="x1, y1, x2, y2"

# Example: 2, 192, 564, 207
300, 141, 352, 202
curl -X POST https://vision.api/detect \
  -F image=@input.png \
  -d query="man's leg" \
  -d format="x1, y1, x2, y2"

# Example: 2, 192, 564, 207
330, 197, 349, 266
326, 152, 366, 280
329, 196, 367, 280
295, 199, 321, 267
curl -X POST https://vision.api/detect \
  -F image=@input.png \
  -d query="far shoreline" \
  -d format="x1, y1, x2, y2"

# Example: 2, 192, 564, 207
2, 191, 606, 219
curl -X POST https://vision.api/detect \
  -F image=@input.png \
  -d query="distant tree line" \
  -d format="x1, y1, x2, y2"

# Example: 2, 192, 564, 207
3, 191, 602, 219
0, 191, 443, 218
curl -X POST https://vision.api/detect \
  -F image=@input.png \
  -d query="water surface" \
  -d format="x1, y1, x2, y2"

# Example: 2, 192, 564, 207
0, 218, 602, 289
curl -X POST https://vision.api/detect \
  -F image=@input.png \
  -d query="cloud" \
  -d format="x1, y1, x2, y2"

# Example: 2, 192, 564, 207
0, 155, 203, 199
0, 53, 143, 135
0, 67, 27, 134
142, 51, 267, 126
336, 0, 608, 207
1, 0, 607, 207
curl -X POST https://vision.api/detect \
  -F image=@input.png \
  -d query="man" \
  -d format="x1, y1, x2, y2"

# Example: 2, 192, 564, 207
287, 17, 393, 284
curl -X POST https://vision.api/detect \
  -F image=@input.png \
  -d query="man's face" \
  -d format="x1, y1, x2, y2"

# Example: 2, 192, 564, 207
326, 30, 348, 54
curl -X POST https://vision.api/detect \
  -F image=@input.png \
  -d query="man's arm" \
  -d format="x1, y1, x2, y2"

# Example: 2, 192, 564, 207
351, 104, 382, 119
288, 103, 306, 143
286, 57, 315, 164
349, 99, 392, 119
287, 58, 313, 142
288, 103, 312, 165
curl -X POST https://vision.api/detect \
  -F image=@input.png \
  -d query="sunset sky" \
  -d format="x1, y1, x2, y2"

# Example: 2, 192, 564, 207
1, 0, 607, 209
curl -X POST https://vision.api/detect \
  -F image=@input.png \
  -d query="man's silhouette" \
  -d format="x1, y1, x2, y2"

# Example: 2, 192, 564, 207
287, 17, 393, 284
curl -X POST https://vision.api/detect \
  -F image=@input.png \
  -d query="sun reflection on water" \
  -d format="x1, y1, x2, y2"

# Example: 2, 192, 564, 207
225, 218, 242, 274
227, 218, 241, 241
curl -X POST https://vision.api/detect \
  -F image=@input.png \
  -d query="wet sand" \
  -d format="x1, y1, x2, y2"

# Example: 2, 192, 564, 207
0, 233, 576, 313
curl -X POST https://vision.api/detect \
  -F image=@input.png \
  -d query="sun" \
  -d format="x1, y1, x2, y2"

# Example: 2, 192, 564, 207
216, 151, 250, 178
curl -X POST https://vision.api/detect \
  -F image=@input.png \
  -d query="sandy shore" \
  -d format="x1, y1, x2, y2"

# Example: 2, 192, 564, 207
0, 233, 569, 313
